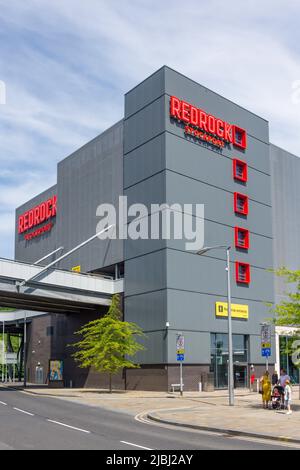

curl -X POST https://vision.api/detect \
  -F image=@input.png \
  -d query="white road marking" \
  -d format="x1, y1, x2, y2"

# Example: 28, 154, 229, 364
120, 441, 153, 450
0, 401, 7, 406
47, 419, 91, 434
13, 407, 34, 416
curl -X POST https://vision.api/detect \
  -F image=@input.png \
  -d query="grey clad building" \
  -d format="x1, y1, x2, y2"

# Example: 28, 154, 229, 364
14, 66, 300, 390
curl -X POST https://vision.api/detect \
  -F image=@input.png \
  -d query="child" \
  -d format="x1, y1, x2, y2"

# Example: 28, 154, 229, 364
284, 379, 292, 415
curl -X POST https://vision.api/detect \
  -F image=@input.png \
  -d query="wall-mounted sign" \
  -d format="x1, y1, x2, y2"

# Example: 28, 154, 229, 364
49, 359, 64, 382
170, 96, 247, 150
72, 265, 81, 273
18, 195, 57, 241
216, 302, 249, 320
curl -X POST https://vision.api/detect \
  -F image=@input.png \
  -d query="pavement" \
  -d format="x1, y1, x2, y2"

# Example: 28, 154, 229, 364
3, 383, 300, 447
0, 384, 290, 450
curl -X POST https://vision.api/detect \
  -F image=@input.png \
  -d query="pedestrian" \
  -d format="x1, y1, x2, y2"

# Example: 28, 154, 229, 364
260, 371, 271, 409
250, 366, 256, 392
279, 369, 290, 407
284, 379, 292, 415
272, 370, 279, 386
279, 369, 290, 387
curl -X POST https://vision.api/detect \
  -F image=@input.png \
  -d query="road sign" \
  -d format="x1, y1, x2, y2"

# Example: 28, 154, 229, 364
177, 354, 185, 362
261, 324, 271, 342
262, 348, 271, 358
261, 324, 272, 358
176, 334, 185, 396
5, 353, 18, 365
176, 334, 185, 362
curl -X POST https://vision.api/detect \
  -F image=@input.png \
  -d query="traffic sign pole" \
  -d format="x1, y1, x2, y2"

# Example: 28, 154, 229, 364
180, 362, 183, 397
176, 334, 185, 396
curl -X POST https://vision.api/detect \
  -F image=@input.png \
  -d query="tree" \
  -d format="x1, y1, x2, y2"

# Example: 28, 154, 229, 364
272, 268, 300, 327
71, 294, 145, 392
272, 268, 300, 392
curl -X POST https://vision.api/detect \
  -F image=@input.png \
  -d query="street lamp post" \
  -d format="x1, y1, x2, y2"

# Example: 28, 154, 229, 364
197, 245, 234, 406
23, 312, 27, 388
2, 321, 4, 383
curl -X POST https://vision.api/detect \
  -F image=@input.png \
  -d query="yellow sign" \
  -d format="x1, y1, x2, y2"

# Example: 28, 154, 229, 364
72, 265, 81, 273
216, 302, 249, 320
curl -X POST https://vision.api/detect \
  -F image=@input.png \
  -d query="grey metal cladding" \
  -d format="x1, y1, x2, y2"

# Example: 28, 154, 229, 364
15, 185, 57, 264
56, 121, 124, 272
125, 289, 167, 330
166, 250, 274, 303
125, 67, 165, 119
165, 132, 271, 205
167, 289, 272, 336
166, 171, 272, 237
125, 249, 167, 297
167, 219, 273, 269
270, 144, 300, 303
167, 330, 211, 365
124, 96, 165, 155
131, 330, 167, 364
125, 171, 166, 211
124, 134, 166, 189
164, 66, 269, 144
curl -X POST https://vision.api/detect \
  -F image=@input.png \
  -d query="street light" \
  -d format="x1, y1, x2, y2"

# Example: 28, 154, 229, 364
196, 245, 234, 406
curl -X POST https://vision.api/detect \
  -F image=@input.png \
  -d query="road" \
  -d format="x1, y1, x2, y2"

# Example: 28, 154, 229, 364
0, 386, 292, 450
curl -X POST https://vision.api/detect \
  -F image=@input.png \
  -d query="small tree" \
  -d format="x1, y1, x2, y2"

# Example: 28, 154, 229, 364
71, 294, 145, 392
273, 268, 300, 326
272, 268, 300, 392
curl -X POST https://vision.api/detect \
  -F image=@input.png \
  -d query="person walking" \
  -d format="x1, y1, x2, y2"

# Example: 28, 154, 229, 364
279, 369, 290, 407
284, 379, 292, 415
272, 370, 279, 386
260, 371, 271, 409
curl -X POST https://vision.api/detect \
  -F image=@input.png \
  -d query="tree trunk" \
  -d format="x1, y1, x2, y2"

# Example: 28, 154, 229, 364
109, 373, 112, 393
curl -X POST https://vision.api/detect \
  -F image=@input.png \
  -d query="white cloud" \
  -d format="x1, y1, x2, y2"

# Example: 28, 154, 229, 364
0, 0, 300, 257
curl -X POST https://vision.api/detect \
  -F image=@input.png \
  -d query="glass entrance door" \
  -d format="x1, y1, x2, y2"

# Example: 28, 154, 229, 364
211, 334, 249, 389
234, 365, 248, 388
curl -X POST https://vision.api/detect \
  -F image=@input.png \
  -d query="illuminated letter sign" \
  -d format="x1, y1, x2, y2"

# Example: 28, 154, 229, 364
18, 195, 57, 241
170, 96, 247, 150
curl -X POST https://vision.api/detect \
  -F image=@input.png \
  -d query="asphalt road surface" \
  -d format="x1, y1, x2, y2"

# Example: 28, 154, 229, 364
0, 386, 292, 450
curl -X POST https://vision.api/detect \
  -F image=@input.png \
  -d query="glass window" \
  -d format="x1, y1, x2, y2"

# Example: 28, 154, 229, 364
210, 333, 249, 389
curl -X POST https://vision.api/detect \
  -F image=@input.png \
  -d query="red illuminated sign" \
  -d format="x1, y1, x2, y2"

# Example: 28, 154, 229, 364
18, 195, 57, 240
170, 96, 247, 150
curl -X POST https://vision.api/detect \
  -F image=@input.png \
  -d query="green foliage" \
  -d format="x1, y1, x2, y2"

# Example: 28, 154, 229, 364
71, 294, 145, 381
272, 268, 300, 328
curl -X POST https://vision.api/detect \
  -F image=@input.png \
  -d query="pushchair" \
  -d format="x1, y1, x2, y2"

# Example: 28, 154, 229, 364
271, 385, 282, 410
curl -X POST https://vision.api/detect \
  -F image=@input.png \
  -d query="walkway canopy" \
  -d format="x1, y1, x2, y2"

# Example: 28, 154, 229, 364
0, 258, 124, 315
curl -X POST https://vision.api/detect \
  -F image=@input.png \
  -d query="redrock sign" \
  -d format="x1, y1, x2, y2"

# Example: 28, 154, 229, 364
170, 96, 247, 150
18, 195, 57, 241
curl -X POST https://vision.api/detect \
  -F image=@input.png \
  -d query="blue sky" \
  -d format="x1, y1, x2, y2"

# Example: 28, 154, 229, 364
0, 0, 300, 259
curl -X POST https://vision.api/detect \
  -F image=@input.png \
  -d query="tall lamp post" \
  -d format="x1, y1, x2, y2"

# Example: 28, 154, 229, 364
196, 245, 234, 407
2, 321, 4, 383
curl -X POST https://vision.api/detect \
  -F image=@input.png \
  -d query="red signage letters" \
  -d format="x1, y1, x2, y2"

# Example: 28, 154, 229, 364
170, 96, 247, 149
18, 195, 57, 239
